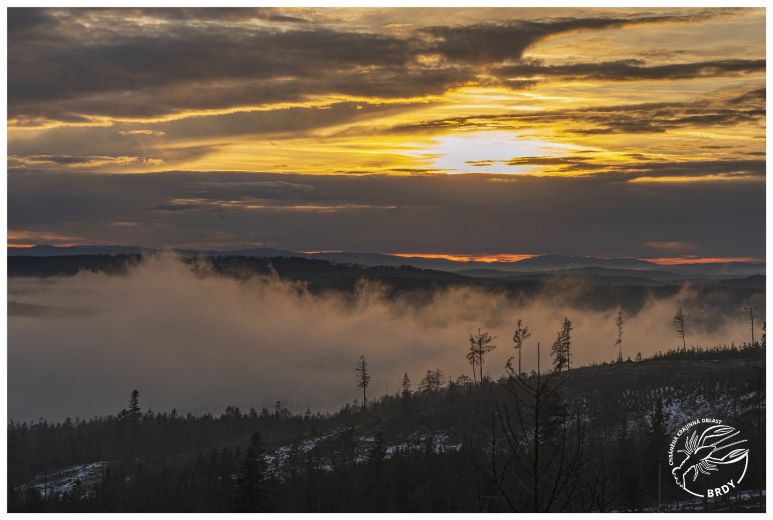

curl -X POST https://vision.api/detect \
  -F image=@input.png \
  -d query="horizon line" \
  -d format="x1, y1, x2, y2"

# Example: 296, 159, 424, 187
6, 243, 765, 266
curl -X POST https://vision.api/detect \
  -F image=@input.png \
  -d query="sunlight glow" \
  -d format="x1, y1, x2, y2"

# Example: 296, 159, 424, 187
407, 131, 587, 175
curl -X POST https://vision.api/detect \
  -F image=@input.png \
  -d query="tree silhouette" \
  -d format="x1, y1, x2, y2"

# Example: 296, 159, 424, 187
418, 369, 444, 392
748, 306, 759, 346
233, 431, 270, 512
128, 390, 140, 421
466, 344, 478, 384
673, 308, 686, 351
489, 341, 588, 511
456, 374, 473, 387
400, 373, 411, 399
551, 318, 573, 372
469, 328, 497, 383
615, 311, 624, 363
512, 319, 531, 375
356, 355, 370, 406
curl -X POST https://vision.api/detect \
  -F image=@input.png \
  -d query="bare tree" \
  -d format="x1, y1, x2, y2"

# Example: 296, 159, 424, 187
615, 311, 624, 363
512, 319, 531, 375
486, 342, 589, 511
748, 306, 759, 346
469, 328, 497, 383
356, 355, 370, 406
673, 308, 686, 351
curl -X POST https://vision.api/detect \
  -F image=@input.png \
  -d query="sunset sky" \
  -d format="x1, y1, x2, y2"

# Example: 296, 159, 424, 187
7, 8, 765, 261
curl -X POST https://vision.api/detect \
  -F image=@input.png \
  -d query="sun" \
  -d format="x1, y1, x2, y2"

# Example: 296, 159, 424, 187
406, 130, 587, 175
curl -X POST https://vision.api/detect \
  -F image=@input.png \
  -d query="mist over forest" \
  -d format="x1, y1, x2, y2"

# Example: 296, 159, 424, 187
8, 253, 764, 422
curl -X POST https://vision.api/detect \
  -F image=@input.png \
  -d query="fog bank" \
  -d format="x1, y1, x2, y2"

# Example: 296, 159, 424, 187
8, 254, 763, 421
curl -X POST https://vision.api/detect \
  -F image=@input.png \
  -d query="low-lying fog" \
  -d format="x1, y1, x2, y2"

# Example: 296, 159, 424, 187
8, 254, 765, 422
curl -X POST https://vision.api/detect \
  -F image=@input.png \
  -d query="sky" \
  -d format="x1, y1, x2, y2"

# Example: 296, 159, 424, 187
7, 8, 766, 261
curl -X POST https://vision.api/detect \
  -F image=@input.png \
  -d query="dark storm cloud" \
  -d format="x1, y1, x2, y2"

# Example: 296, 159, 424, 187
8, 8, 742, 123
8, 170, 764, 258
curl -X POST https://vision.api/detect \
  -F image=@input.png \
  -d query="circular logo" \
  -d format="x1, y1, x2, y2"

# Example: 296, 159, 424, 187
668, 418, 750, 498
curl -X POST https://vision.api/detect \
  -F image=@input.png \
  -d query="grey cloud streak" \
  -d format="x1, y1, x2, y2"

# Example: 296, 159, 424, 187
393, 87, 765, 136
8, 169, 764, 258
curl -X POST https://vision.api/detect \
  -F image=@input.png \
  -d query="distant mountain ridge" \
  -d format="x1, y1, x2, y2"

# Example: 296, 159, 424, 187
7, 244, 765, 277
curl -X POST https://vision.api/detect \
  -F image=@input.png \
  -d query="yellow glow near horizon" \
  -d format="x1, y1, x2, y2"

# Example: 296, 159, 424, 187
8, 74, 765, 179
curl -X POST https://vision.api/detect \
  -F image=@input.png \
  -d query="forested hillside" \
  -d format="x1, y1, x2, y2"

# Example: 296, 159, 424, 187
8, 344, 765, 512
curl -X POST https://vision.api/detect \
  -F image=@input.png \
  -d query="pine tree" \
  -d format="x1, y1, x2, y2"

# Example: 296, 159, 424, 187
367, 432, 387, 466
465, 342, 478, 385
551, 334, 566, 372
468, 328, 497, 383
551, 318, 573, 372
233, 431, 270, 512
562, 318, 573, 370
356, 355, 370, 406
615, 310, 624, 363
673, 308, 686, 351
128, 390, 140, 420
400, 373, 411, 399
418, 369, 444, 392
512, 319, 531, 375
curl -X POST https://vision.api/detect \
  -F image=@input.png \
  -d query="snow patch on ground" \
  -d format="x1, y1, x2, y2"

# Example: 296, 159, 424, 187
21, 461, 108, 497
263, 430, 463, 479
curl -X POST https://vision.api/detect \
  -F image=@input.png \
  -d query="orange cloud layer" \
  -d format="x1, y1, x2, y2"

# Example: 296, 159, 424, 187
390, 253, 537, 263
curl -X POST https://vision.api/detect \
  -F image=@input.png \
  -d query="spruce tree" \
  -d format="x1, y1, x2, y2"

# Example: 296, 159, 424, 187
551, 318, 573, 372
400, 373, 411, 399
356, 355, 370, 406
128, 390, 141, 422
233, 431, 270, 512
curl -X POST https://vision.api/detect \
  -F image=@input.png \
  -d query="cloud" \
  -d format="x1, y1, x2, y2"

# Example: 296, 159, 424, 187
8, 253, 763, 421
497, 58, 765, 82
118, 129, 166, 136
8, 145, 219, 171
7, 170, 765, 258
393, 86, 765, 136
422, 12, 726, 63
8, 154, 162, 170
8, 8, 742, 125
644, 241, 697, 252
